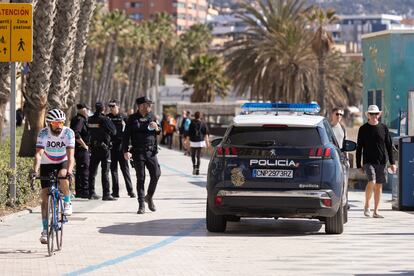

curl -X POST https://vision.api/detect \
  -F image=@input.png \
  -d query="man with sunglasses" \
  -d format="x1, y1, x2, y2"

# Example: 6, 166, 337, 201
30, 109, 75, 244
330, 107, 346, 149
123, 96, 161, 214
107, 100, 135, 198
356, 105, 397, 218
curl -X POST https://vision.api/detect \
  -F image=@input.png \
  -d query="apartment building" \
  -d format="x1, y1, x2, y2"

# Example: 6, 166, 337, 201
108, 0, 208, 33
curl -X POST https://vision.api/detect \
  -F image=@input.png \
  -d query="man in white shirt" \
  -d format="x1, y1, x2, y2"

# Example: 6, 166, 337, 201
330, 107, 346, 148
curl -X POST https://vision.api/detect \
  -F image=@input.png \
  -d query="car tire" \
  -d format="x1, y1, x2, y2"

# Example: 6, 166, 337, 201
325, 202, 344, 234
343, 203, 348, 224
206, 202, 227, 232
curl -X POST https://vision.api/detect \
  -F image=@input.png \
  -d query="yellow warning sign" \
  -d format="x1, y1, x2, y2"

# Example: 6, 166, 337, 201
0, 4, 32, 62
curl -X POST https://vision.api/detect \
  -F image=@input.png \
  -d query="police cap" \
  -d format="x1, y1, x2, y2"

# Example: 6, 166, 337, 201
76, 103, 90, 110
135, 96, 153, 105
95, 102, 104, 112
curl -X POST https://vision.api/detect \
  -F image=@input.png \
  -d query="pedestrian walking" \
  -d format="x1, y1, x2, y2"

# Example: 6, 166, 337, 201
88, 102, 117, 201
163, 114, 176, 149
356, 105, 397, 218
70, 103, 90, 198
330, 107, 346, 148
188, 111, 210, 175
107, 99, 135, 198
123, 96, 161, 214
176, 110, 186, 151
182, 111, 191, 156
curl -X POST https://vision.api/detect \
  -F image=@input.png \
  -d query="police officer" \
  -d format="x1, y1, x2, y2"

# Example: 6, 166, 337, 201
70, 103, 90, 198
88, 102, 117, 201
123, 97, 161, 214
107, 99, 135, 198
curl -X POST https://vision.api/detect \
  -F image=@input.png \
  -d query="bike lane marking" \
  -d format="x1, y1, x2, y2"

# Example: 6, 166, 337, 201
65, 163, 205, 275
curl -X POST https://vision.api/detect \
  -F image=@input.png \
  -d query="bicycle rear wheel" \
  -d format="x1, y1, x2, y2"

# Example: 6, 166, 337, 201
56, 196, 63, 250
47, 195, 55, 256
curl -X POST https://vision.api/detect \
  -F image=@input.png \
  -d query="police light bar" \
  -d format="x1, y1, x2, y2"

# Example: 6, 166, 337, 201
241, 102, 320, 114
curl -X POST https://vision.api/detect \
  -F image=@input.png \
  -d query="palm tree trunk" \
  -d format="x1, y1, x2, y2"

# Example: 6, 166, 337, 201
318, 57, 326, 114
68, 0, 96, 110
20, 0, 57, 157
103, 41, 117, 101
48, 0, 80, 111
96, 42, 112, 102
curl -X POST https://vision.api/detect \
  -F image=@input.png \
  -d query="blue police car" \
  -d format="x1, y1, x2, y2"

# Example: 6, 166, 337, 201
206, 103, 356, 234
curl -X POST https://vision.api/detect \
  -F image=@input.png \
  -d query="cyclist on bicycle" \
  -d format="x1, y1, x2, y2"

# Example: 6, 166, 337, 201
30, 109, 75, 244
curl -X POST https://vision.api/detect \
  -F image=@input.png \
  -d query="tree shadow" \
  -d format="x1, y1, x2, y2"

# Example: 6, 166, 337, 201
98, 217, 324, 237
0, 249, 46, 259
355, 271, 414, 276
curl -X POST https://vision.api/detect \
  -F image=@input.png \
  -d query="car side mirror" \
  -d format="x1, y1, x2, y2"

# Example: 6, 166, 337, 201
342, 140, 356, 152
211, 137, 223, 147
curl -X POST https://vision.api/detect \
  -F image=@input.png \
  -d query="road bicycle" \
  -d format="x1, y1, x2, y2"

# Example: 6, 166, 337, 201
32, 171, 70, 256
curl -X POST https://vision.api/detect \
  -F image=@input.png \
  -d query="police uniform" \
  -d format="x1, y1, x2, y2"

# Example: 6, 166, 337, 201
70, 105, 90, 198
88, 103, 117, 200
123, 97, 161, 213
107, 111, 134, 197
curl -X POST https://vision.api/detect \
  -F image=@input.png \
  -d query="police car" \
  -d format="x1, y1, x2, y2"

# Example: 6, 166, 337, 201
206, 103, 356, 234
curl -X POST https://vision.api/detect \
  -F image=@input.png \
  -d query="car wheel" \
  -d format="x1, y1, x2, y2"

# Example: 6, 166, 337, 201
343, 203, 348, 224
206, 202, 227, 232
325, 202, 344, 234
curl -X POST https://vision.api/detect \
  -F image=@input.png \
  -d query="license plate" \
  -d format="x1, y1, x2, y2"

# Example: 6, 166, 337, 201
252, 169, 293, 178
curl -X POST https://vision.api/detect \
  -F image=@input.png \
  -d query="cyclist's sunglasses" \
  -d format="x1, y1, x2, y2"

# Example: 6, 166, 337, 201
50, 121, 64, 127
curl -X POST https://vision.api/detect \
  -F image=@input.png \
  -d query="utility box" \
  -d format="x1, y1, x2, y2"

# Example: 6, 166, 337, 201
362, 30, 414, 136
393, 136, 414, 210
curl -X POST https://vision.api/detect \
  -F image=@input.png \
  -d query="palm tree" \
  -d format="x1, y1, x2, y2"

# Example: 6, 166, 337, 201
67, 0, 96, 113
225, 0, 316, 102
20, 0, 57, 157
48, 0, 81, 111
307, 7, 338, 114
168, 23, 212, 73
182, 54, 230, 102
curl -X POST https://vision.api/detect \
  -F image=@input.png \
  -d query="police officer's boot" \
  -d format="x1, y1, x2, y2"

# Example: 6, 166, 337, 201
137, 203, 145, 214
192, 165, 197, 175
145, 195, 156, 212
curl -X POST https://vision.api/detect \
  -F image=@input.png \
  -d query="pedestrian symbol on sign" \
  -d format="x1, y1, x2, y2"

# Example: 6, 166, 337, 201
2, 48, 6, 55
0, 36, 4, 44
18, 38, 25, 51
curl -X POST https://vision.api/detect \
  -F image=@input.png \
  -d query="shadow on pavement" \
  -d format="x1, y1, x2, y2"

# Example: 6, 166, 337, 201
98, 217, 324, 237
355, 271, 414, 276
0, 249, 46, 259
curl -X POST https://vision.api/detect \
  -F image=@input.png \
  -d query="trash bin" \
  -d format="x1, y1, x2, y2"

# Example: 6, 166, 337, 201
393, 136, 414, 211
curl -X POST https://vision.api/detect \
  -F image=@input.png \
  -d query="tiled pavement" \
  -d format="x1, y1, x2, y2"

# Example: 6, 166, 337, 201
1, 147, 414, 275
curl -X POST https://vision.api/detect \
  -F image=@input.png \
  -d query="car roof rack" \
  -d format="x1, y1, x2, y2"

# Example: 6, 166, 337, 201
240, 102, 321, 115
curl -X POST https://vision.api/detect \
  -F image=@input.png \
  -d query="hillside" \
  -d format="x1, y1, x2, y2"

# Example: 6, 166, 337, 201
210, 0, 414, 16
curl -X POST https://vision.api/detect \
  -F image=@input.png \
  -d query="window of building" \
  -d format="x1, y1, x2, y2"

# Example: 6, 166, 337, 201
130, 1, 143, 8
129, 13, 144, 20
172, 1, 185, 8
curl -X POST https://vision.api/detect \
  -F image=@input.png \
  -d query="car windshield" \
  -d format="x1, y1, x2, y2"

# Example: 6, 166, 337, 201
226, 126, 321, 147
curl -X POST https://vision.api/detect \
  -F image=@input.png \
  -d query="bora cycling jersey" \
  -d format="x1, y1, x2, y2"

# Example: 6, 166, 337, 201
36, 126, 75, 164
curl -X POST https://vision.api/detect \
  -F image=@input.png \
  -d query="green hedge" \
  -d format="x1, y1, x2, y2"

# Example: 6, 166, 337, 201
0, 127, 39, 210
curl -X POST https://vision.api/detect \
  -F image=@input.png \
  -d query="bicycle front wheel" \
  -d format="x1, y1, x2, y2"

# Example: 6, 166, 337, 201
47, 195, 55, 256
56, 196, 63, 250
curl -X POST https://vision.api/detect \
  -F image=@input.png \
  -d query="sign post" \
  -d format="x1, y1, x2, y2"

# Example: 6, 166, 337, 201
0, 3, 33, 200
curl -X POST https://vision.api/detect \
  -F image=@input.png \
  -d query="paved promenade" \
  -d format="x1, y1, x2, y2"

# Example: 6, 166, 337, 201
1, 147, 414, 275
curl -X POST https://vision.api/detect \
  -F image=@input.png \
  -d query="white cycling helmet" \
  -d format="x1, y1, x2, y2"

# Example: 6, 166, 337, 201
45, 108, 66, 123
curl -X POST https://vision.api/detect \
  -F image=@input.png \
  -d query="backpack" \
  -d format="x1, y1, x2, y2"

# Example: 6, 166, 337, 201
184, 118, 191, 132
